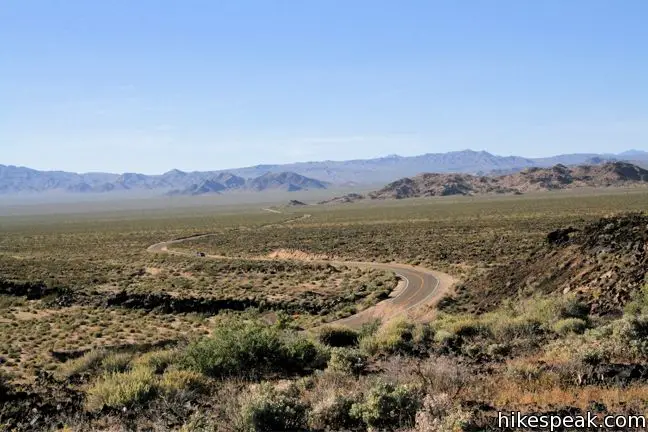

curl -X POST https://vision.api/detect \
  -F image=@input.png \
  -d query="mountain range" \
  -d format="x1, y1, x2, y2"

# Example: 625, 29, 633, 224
1, 149, 647, 196
166, 172, 328, 196
321, 161, 648, 203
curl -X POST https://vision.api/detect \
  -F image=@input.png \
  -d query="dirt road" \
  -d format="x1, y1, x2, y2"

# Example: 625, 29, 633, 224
146, 216, 455, 329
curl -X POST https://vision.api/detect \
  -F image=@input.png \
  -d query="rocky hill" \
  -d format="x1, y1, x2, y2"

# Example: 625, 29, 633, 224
498, 162, 648, 193
443, 213, 648, 316
368, 173, 518, 199
318, 193, 366, 204
323, 162, 648, 202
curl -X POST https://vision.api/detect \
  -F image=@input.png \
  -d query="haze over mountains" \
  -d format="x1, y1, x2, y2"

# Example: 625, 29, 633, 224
1, 149, 647, 197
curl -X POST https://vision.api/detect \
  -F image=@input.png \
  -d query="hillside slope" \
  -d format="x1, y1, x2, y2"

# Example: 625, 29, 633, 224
442, 213, 648, 315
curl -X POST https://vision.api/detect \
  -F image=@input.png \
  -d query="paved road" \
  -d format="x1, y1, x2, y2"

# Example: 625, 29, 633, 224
146, 222, 454, 329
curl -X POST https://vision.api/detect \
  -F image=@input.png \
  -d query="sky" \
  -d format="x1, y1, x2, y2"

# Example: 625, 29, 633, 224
2, 0, 647, 174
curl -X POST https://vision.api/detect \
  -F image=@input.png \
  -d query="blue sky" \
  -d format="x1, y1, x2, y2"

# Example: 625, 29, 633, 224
2, 1, 647, 173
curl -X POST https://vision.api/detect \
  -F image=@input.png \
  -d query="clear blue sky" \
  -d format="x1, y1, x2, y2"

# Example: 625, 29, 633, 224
2, 1, 647, 174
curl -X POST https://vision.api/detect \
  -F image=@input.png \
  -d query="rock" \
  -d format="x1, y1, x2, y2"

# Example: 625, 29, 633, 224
547, 227, 579, 245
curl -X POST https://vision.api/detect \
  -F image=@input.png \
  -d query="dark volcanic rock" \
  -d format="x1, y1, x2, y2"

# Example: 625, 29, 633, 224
288, 200, 307, 206
581, 363, 648, 386
443, 213, 648, 316
547, 227, 580, 245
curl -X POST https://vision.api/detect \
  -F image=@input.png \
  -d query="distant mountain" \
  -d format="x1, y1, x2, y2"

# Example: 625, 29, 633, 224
168, 179, 227, 196
166, 172, 325, 196
323, 162, 648, 202
214, 172, 246, 189
247, 172, 327, 192
224, 149, 639, 184
0, 165, 118, 194
1, 149, 646, 196
225, 150, 541, 184
618, 149, 648, 158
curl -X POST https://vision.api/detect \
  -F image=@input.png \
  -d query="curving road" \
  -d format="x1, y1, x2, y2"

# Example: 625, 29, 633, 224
146, 216, 455, 329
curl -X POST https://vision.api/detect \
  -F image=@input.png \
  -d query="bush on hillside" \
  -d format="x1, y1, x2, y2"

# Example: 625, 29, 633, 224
317, 326, 359, 347
181, 320, 323, 378
350, 381, 421, 429
414, 393, 471, 432
100, 352, 134, 374
553, 318, 588, 335
85, 365, 157, 411
361, 318, 434, 356
133, 349, 178, 374
615, 315, 648, 357
327, 347, 367, 375
309, 391, 361, 431
238, 384, 308, 432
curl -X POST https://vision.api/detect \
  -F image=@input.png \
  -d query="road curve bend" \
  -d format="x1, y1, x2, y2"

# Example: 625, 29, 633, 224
146, 230, 455, 329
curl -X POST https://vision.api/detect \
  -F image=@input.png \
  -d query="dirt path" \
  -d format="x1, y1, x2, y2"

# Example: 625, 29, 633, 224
146, 213, 456, 329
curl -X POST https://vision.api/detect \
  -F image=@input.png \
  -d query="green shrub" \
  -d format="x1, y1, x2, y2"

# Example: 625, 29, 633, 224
360, 318, 432, 355
414, 393, 471, 432
413, 323, 435, 344
359, 319, 381, 338
359, 319, 412, 355
85, 365, 157, 411
625, 300, 643, 316
486, 343, 511, 357
350, 381, 421, 429
518, 295, 589, 327
615, 315, 648, 356
159, 367, 207, 396
490, 317, 542, 341
281, 334, 325, 371
134, 349, 178, 374
0, 370, 12, 398
559, 299, 590, 320
624, 284, 648, 316
238, 384, 308, 431
57, 349, 108, 379
553, 318, 588, 335
309, 392, 360, 431
433, 329, 459, 350
576, 347, 610, 366
181, 320, 323, 378
317, 326, 359, 347
447, 318, 490, 338
100, 352, 133, 374
327, 348, 367, 375
505, 361, 543, 382
433, 314, 490, 338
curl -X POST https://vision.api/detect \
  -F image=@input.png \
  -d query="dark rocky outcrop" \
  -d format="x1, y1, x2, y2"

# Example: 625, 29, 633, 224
546, 227, 580, 245
443, 213, 648, 315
